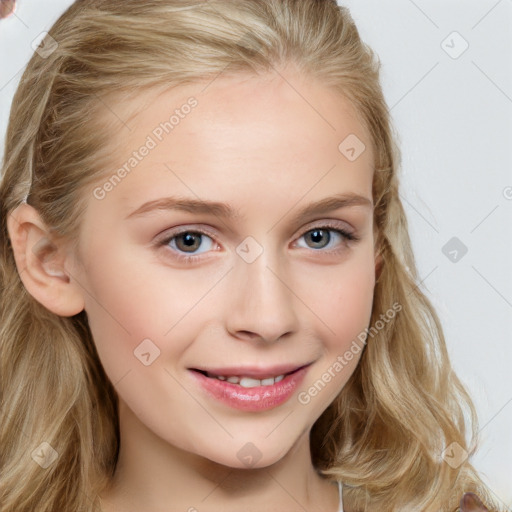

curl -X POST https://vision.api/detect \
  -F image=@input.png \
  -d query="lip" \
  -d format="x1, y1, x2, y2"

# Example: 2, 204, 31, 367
188, 364, 311, 412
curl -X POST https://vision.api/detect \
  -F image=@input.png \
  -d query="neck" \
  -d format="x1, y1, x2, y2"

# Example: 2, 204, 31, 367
99, 398, 339, 512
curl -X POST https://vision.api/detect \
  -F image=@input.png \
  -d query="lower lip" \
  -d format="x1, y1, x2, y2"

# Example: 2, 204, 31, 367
189, 366, 309, 412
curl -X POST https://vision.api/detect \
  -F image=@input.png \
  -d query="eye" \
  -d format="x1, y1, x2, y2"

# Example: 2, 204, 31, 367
296, 226, 356, 251
159, 230, 216, 263
155, 222, 359, 264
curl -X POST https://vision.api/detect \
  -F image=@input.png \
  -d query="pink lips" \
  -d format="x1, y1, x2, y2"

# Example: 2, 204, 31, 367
188, 364, 310, 412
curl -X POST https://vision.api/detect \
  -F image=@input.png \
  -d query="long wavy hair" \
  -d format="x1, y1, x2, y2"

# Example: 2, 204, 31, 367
0, 1, 503, 510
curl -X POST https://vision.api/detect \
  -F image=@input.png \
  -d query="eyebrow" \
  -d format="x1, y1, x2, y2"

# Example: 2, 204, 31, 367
124, 193, 373, 224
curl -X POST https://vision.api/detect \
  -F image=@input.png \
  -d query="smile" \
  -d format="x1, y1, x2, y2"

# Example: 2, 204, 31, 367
188, 364, 311, 412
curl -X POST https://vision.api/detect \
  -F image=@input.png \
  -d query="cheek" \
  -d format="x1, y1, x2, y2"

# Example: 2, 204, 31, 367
78, 243, 225, 393
296, 261, 374, 409
76, 246, 174, 383
336, 267, 374, 330
315, 254, 376, 347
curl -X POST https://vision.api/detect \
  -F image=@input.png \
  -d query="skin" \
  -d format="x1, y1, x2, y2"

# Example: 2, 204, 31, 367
8, 64, 378, 511
461, 494, 490, 512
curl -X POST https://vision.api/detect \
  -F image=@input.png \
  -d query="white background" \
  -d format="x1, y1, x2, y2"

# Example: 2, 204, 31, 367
1, 0, 511, 508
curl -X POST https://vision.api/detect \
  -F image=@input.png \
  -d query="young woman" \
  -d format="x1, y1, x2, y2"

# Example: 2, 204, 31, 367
0, 1, 502, 510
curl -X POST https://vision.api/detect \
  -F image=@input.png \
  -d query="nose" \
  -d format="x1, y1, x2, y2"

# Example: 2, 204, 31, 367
225, 243, 299, 343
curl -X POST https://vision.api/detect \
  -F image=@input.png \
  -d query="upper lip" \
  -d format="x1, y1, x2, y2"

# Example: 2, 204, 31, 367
189, 362, 311, 379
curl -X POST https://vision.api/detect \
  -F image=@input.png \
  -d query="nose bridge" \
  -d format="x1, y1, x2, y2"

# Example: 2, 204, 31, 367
226, 236, 298, 342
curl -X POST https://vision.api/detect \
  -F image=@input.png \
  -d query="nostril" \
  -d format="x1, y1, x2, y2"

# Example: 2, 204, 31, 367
236, 331, 260, 341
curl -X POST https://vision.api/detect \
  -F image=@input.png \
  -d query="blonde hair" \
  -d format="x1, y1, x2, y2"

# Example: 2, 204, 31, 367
0, 1, 502, 510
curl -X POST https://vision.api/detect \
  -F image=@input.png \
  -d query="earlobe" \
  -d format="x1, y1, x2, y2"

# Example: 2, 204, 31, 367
6, 203, 85, 317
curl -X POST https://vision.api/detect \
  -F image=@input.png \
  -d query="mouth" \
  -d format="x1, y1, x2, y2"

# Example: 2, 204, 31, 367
187, 363, 312, 412
189, 365, 307, 388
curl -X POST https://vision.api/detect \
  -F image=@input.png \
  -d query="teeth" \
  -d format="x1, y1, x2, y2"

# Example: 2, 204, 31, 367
240, 377, 261, 388
206, 372, 286, 387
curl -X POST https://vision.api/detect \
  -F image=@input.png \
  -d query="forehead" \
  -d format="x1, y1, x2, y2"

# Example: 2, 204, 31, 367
92, 69, 374, 215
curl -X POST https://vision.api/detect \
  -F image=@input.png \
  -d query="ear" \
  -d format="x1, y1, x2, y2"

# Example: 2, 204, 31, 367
6, 203, 85, 317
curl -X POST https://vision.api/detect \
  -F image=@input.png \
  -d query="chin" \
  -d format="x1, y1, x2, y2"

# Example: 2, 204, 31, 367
199, 442, 290, 470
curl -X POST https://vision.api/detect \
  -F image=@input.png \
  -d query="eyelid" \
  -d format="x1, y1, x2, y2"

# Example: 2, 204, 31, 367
154, 224, 218, 245
298, 218, 355, 236
155, 218, 355, 241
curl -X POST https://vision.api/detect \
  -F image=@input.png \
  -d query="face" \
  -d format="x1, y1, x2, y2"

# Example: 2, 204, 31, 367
70, 66, 376, 469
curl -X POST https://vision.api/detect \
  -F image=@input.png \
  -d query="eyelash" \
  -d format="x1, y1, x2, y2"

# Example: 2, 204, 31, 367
155, 222, 359, 264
